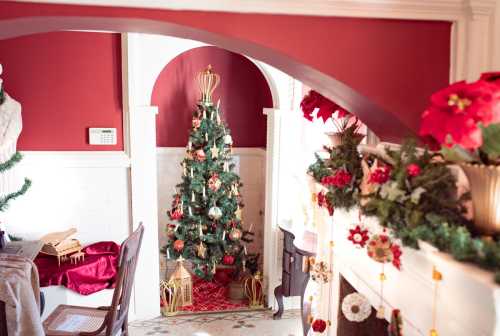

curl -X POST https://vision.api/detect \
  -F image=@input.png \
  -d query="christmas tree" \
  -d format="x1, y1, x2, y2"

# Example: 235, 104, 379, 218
163, 66, 254, 280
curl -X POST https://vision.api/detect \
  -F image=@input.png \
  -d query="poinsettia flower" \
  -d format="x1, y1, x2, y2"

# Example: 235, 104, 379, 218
300, 90, 322, 121
480, 72, 500, 86
420, 79, 500, 149
301, 90, 352, 123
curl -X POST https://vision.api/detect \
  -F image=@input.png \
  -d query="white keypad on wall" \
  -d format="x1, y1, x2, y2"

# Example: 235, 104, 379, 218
88, 128, 117, 145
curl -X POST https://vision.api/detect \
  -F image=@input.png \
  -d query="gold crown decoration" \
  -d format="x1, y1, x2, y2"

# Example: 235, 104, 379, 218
197, 65, 220, 104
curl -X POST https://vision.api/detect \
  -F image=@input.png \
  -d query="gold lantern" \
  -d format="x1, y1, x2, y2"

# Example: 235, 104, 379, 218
169, 257, 193, 307
197, 65, 220, 104
160, 279, 181, 316
244, 271, 264, 308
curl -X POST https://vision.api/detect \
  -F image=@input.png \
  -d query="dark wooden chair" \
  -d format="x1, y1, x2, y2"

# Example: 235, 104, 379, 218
43, 224, 145, 336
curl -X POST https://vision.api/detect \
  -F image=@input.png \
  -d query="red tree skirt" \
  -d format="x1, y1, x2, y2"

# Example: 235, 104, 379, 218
179, 269, 248, 313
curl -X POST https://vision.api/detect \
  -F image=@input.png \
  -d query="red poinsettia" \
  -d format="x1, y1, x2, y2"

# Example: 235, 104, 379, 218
301, 90, 351, 122
317, 191, 334, 216
321, 169, 352, 188
311, 319, 328, 333
369, 166, 391, 184
348, 225, 370, 248
406, 163, 421, 177
419, 78, 500, 150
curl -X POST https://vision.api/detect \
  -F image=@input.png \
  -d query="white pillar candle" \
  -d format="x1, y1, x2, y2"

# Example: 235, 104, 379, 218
191, 192, 195, 202
222, 231, 226, 241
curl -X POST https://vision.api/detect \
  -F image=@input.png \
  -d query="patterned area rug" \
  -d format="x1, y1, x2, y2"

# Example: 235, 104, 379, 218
129, 309, 302, 336
177, 275, 248, 313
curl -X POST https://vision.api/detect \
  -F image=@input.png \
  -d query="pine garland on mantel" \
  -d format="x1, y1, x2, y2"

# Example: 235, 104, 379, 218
308, 135, 500, 283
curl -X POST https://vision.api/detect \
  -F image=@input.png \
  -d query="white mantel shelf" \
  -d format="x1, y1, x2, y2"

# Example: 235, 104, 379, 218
330, 210, 499, 336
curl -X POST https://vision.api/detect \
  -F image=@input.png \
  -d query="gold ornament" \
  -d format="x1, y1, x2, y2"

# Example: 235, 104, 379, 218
235, 206, 242, 220
169, 257, 193, 307
429, 266, 442, 336
210, 142, 219, 159
197, 241, 207, 259
160, 279, 181, 316
244, 271, 264, 308
197, 65, 220, 104
229, 228, 243, 241
310, 260, 332, 284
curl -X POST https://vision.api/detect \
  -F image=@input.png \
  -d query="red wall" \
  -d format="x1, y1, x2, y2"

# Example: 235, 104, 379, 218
152, 47, 273, 147
0, 31, 123, 151
0, 3, 451, 140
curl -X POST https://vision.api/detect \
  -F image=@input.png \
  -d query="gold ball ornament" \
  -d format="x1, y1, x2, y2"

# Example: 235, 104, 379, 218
208, 206, 223, 220
229, 228, 243, 241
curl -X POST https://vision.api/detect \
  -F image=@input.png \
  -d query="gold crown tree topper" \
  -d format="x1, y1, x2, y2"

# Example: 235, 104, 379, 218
197, 65, 220, 104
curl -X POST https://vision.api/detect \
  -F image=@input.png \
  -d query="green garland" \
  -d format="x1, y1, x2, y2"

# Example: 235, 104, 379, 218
308, 123, 363, 210
0, 178, 31, 212
309, 133, 500, 282
0, 152, 23, 173
361, 140, 500, 282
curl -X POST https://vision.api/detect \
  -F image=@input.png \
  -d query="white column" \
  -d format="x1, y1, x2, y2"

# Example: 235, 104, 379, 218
128, 105, 161, 319
122, 32, 160, 319
263, 107, 283, 309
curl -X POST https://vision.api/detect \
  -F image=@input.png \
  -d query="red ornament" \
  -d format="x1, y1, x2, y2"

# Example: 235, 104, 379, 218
222, 255, 235, 265
208, 174, 222, 191
391, 244, 403, 270
369, 166, 391, 184
406, 163, 421, 177
311, 319, 327, 333
321, 169, 352, 188
173, 239, 185, 252
348, 225, 370, 248
192, 118, 201, 129
196, 149, 206, 161
169, 208, 183, 221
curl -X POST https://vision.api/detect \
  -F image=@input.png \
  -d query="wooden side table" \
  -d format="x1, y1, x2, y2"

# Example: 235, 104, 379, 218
273, 226, 317, 336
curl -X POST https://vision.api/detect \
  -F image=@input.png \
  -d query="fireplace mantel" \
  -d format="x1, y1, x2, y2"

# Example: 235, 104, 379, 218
329, 210, 499, 336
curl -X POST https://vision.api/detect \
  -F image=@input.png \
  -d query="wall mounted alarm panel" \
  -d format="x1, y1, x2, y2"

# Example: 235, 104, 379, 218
88, 128, 117, 145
